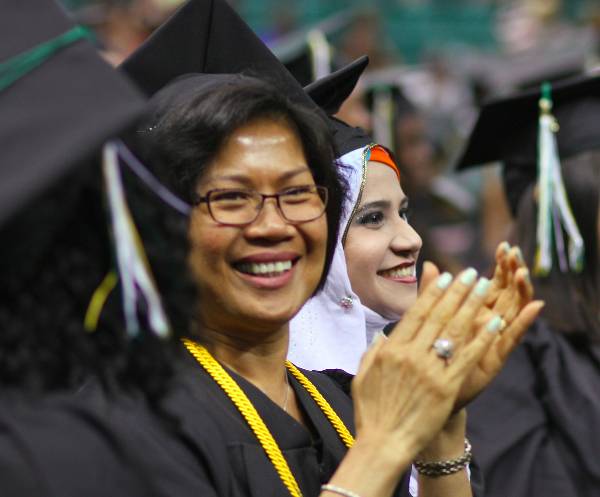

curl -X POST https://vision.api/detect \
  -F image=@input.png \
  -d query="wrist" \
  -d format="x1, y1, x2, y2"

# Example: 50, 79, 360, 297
328, 433, 412, 497
416, 409, 467, 462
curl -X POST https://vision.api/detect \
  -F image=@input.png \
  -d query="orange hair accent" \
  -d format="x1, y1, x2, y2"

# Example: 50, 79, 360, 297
369, 145, 400, 181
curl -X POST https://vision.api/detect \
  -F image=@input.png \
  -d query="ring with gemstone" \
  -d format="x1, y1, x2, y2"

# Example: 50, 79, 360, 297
432, 338, 454, 360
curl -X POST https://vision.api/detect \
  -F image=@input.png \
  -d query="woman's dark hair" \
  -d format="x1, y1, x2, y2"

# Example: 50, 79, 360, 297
514, 151, 600, 343
136, 73, 347, 291
0, 157, 196, 404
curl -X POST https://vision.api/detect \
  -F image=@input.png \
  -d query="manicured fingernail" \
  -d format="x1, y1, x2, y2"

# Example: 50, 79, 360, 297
474, 277, 491, 297
523, 269, 531, 284
460, 268, 478, 286
486, 315, 503, 334
514, 247, 524, 263
437, 272, 453, 289
500, 241, 510, 254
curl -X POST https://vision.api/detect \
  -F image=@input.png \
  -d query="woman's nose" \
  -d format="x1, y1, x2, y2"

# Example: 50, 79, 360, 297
390, 219, 422, 255
244, 197, 293, 240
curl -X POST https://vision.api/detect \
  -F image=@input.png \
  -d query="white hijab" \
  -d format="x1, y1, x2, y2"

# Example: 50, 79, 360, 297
288, 146, 394, 373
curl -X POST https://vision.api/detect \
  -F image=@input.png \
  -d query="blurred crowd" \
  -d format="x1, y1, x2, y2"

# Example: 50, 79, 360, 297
64, 0, 600, 275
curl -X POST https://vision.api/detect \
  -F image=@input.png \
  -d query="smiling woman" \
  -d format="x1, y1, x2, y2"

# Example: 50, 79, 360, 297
132, 72, 542, 497
344, 154, 422, 321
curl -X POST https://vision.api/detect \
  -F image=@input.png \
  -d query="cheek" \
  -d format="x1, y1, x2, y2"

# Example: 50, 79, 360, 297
344, 230, 385, 281
188, 219, 229, 280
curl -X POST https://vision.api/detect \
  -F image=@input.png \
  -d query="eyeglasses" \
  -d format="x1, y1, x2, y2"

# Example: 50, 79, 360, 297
192, 185, 328, 226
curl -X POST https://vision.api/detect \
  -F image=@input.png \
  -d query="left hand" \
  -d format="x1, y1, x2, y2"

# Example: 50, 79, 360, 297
456, 243, 535, 409
418, 243, 538, 411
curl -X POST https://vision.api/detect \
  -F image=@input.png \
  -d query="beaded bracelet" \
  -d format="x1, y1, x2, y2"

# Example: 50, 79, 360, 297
321, 484, 363, 497
413, 439, 472, 477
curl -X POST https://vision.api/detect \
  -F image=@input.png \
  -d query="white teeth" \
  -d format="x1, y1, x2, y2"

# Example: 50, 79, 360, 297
237, 260, 293, 276
380, 265, 415, 279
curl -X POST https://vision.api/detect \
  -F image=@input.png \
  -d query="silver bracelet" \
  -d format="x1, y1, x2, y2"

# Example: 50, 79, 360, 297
321, 484, 363, 497
413, 438, 472, 477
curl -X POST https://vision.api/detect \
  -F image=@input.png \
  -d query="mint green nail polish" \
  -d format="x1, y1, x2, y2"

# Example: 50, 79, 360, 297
437, 272, 453, 289
514, 247, 524, 263
474, 277, 491, 297
523, 269, 531, 284
486, 315, 503, 334
460, 268, 478, 286
500, 241, 510, 254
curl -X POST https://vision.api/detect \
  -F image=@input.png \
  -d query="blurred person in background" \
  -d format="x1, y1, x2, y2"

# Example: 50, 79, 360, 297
457, 73, 600, 497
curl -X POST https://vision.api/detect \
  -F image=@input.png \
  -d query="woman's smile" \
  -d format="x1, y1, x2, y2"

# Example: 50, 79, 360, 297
377, 261, 417, 283
232, 251, 300, 289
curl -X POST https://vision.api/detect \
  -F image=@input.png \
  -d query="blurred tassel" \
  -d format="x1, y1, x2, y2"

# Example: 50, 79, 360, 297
84, 271, 118, 332
102, 142, 171, 339
307, 29, 331, 81
534, 83, 584, 276
372, 88, 394, 149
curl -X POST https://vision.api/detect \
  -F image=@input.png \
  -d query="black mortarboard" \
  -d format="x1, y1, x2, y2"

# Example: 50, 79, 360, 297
303, 56, 372, 157
456, 72, 600, 213
304, 55, 369, 115
270, 10, 357, 87
0, 0, 145, 228
456, 72, 600, 276
120, 0, 311, 107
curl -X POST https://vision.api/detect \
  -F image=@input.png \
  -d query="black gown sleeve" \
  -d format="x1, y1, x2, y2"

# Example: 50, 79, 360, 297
467, 319, 600, 497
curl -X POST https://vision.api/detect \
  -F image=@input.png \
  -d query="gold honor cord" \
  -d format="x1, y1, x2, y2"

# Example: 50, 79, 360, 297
181, 338, 354, 497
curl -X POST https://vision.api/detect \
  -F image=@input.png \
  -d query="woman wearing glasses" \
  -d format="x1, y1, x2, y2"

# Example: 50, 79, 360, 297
136, 72, 543, 497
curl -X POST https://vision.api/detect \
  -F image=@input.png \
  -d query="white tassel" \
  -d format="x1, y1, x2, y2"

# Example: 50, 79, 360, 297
102, 142, 171, 338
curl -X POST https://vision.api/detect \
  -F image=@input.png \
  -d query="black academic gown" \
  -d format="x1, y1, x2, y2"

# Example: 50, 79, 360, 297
161, 352, 413, 497
467, 319, 600, 497
0, 387, 209, 497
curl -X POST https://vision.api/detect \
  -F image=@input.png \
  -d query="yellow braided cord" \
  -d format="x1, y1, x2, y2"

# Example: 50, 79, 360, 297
285, 361, 355, 448
181, 339, 303, 497
83, 271, 118, 332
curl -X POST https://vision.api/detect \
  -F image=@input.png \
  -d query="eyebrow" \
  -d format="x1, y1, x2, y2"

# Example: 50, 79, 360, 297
211, 166, 311, 185
355, 196, 409, 216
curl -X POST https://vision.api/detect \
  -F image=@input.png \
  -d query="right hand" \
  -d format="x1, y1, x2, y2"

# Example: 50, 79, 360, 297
351, 261, 543, 458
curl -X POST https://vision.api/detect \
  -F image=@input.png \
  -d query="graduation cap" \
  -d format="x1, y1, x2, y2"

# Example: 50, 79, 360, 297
304, 55, 372, 157
269, 10, 357, 87
456, 72, 600, 275
120, 0, 311, 108
0, 0, 184, 339
121, 0, 373, 159
0, 0, 145, 229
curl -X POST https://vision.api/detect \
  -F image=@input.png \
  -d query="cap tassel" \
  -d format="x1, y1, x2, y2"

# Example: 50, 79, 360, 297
372, 88, 395, 149
534, 83, 584, 276
307, 29, 331, 81
0, 26, 93, 93
102, 142, 171, 338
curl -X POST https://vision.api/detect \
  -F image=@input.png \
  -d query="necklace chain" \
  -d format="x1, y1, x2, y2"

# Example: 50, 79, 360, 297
181, 338, 354, 497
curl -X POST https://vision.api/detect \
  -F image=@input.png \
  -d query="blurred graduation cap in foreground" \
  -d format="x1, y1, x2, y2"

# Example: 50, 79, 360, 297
0, 0, 145, 228
1, 0, 180, 339
456, 71, 600, 275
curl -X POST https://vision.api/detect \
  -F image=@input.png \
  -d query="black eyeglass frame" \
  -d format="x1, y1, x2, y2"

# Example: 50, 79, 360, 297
191, 185, 329, 226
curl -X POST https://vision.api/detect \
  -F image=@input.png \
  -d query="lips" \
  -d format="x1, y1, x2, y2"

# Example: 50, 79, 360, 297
232, 252, 299, 287
236, 260, 293, 277
377, 262, 417, 282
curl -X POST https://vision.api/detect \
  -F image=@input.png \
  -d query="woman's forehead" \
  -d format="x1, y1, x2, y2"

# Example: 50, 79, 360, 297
361, 162, 405, 202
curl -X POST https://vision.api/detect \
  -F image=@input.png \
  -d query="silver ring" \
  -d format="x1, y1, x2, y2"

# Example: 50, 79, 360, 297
433, 338, 454, 360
